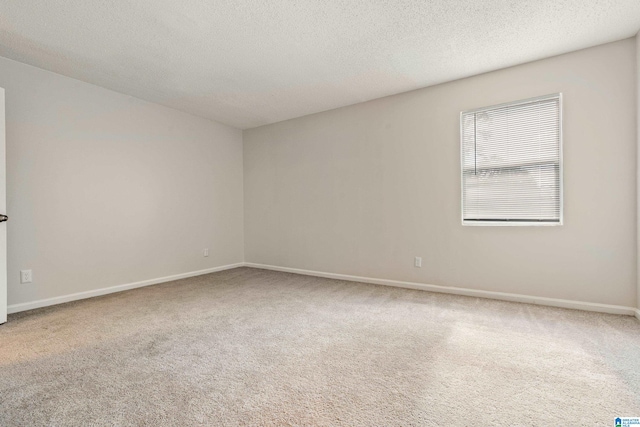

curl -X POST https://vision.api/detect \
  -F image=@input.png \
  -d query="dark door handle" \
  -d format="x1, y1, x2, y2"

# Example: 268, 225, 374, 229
0, 215, 8, 222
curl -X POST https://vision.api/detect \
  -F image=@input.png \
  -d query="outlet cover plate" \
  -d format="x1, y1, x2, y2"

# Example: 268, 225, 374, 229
20, 270, 33, 283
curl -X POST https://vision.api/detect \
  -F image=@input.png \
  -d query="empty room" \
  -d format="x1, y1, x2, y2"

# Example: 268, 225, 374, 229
1, 1, 639, 426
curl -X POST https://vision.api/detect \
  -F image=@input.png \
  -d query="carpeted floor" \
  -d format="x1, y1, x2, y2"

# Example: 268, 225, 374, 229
0, 267, 639, 426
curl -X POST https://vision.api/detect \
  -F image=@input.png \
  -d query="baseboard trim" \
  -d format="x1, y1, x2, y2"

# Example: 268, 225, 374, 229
7, 262, 244, 314
8, 261, 638, 319
244, 262, 637, 317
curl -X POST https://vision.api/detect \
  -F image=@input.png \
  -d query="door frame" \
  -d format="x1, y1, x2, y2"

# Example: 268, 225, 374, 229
0, 88, 6, 324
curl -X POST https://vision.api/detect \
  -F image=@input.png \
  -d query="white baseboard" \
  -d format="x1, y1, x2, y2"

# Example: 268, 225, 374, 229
8, 261, 639, 320
244, 262, 638, 317
7, 262, 244, 314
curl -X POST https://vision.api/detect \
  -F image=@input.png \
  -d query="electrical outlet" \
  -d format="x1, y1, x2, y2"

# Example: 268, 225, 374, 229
414, 257, 422, 268
20, 270, 33, 284
203, 248, 209, 257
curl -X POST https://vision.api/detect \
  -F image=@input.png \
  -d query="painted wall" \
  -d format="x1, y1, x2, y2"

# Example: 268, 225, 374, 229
244, 38, 637, 307
0, 57, 244, 307
637, 32, 640, 311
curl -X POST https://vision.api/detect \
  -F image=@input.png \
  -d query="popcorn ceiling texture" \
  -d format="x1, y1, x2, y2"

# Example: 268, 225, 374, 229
0, 1, 639, 129
1, 267, 639, 426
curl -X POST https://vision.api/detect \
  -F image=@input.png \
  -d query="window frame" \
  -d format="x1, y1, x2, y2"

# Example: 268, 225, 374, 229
459, 93, 564, 227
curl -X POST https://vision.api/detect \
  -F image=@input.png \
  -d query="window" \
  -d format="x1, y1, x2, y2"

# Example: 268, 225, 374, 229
460, 93, 562, 226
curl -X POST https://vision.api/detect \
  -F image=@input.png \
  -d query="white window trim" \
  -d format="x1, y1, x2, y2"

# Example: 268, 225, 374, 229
459, 93, 564, 227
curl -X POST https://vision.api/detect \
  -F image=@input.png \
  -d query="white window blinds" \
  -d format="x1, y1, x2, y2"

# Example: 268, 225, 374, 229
460, 94, 562, 225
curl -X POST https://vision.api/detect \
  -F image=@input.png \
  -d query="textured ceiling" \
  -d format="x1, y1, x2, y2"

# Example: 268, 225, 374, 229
1, 1, 639, 129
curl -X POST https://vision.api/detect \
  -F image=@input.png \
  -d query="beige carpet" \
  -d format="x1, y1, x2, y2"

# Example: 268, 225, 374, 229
1, 267, 639, 426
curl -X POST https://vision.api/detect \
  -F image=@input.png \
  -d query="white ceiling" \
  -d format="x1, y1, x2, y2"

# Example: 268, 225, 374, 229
1, 1, 639, 129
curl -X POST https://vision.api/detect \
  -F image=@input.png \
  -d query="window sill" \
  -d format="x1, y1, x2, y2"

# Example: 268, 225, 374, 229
462, 220, 562, 227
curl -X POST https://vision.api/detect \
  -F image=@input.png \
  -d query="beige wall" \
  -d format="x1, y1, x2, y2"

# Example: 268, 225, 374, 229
0, 57, 244, 307
637, 33, 640, 310
244, 38, 637, 307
